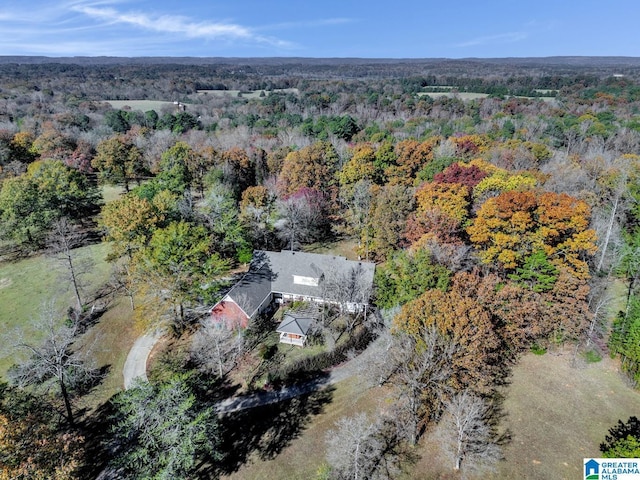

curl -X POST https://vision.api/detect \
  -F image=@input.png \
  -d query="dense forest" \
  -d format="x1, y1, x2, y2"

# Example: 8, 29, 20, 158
1, 57, 640, 479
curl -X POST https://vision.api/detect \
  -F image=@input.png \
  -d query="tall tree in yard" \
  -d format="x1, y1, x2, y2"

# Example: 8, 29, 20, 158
0, 384, 84, 480
92, 136, 147, 192
616, 230, 640, 310
156, 141, 194, 194
0, 160, 100, 247
590, 154, 640, 273
610, 295, 640, 386
190, 321, 244, 379
339, 179, 373, 257
405, 181, 471, 246
133, 221, 230, 325
6, 307, 96, 427
338, 144, 379, 190
277, 141, 339, 202
200, 183, 249, 260
600, 417, 640, 458
31, 127, 76, 161
393, 281, 501, 394
467, 190, 597, 279
47, 217, 93, 313
385, 137, 439, 186
221, 147, 255, 198
367, 184, 414, 259
325, 413, 384, 480
441, 390, 501, 472
109, 375, 219, 479
374, 246, 451, 309
99, 193, 164, 260
432, 162, 488, 189
239, 185, 278, 249
275, 187, 329, 249
391, 327, 456, 445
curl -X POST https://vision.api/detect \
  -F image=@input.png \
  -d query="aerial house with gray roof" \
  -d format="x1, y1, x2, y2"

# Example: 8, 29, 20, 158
210, 250, 376, 345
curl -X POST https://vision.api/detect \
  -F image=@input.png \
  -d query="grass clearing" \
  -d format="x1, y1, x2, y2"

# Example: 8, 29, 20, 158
304, 237, 361, 260
0, 242, 112, 376
516, 95, 557, 103
75, 297, 137, 414
417, 91, 555, 102
409, 349, 640, 479
492, 350, 640, 479
101, 184, 125, 203
221, 378, 385, 480
418, 92, 490, 100
103, 99, 177, 111
197, 88, 299, 99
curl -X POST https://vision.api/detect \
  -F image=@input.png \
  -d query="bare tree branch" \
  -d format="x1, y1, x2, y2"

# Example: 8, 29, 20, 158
6, 304, 97, 426
441, 390, 501, 473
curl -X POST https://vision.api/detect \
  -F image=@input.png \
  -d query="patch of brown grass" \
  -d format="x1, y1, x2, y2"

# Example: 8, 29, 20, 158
76, 297, 138, 415
492, 349, 640, 479
222, 379, 387, 480
304, 237, 361, 260
410, 348, 640, 480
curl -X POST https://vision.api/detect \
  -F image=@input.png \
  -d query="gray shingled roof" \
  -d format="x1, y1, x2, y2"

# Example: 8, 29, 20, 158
256, 250, 375, 300
225, 262, 273, 319
276, 312, 317, 336
225, 250, 376, 320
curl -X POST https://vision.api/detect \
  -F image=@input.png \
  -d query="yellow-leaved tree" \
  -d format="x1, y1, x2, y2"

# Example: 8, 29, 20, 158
467, 190, 597, 279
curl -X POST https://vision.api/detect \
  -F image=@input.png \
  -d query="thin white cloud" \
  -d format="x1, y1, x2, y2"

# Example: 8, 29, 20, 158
525, 18, 559, 30
72, 4, 293, 48
258, 17, 355, 31
0, 0, 299, 55
455, 32, 528, 48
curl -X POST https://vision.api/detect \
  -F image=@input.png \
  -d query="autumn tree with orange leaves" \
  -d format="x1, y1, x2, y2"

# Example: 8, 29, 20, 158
393, 284, 501, 395
385, 137, 439, 186
0, 385, 84, 480
467, 190, 597, 279
404, 181, 471, 246
277, 141, 339, 198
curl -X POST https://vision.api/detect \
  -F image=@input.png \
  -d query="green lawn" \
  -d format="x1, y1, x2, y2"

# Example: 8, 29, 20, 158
417, 91, 555, 102
494, 350, 640, 479
304, 237, 360, 260
417, 91, 490, 100
101, 184, 125, 203
0, 242, 113, 375
219, 334, 640, 480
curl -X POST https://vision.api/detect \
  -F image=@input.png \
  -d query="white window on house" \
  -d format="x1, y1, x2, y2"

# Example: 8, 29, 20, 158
293, 275, 319, 287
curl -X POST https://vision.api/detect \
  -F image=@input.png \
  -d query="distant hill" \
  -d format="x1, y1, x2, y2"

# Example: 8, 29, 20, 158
1, 55, 640, 67
1, 55, 639, 81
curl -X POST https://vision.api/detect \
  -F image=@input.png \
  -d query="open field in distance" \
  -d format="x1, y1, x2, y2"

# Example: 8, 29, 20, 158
103, 99, 178, 111
197, 88, 300, 98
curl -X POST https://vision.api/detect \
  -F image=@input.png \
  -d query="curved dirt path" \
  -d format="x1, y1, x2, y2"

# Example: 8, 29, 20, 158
215, 334, 384, 414
123, 328, 166, 389
122, 328, 383, 409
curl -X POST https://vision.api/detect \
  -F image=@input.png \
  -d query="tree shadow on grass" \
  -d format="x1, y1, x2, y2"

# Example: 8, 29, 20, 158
198, 384, 335, 478
74, 364, 111, 397
487, 389, 513, 450
77, 398, 119, 480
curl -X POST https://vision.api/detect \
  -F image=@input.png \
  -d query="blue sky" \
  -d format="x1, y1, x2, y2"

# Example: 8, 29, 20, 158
0, 0, 639, 58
